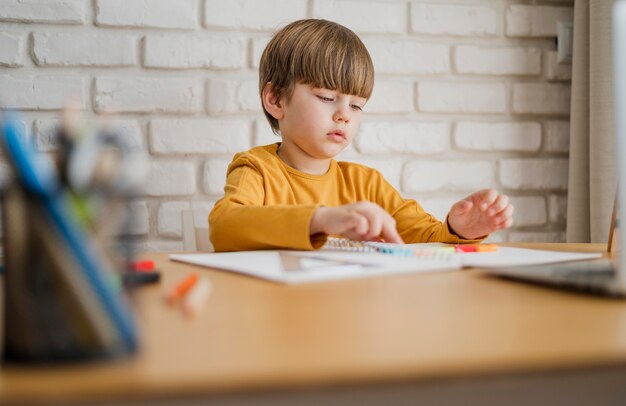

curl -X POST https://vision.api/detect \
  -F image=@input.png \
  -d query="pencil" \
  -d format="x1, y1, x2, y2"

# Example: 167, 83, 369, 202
165, 273, 199, 305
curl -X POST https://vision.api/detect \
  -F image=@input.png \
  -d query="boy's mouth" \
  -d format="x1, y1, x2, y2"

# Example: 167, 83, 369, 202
327, 129, 346, 142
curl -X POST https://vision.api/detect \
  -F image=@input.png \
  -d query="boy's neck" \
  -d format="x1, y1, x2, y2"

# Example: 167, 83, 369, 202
276, 142, 331, 175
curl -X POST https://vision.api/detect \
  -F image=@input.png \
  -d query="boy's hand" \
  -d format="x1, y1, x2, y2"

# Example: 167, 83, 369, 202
310, 202, 404, 244
447, 189, 514, 240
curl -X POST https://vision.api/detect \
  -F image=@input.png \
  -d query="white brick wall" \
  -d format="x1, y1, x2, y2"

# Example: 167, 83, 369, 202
500, 159, 569, 190
454, 122, 541, 152
150, 119, 251, 154
95, 77, 203, 113
365, 40, 449, 75
207, 78, 260, 114
203, 159, 230, 195
144, 35, 246, 69
313, 0, 405, 34
96, 0, 197, 29
455, 46, 541, 76
142, 162, 196, 196
545, 51, 572, 81
0, 74, 86, 109
512, 83, 570, 115
403, 160, 495, 192
356, 122, 450, 155
410, 2, 498, 36
418, 82, 507, 114
0, 0, 85, 24
545, 121, 570, 153
204, 0, 307, 30
0, 0, 574, 249
33, 33, 137, 67
0, 32, 23, 66
367, 81, 414, 114
505, 5, 574, 38
127, 202, 150, 236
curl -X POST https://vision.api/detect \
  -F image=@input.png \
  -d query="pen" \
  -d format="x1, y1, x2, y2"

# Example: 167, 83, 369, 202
182, 276, 212, 318
165, 273, 199, 305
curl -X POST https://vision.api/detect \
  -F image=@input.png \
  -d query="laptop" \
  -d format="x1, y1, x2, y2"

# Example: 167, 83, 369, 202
483, 1, 626, 297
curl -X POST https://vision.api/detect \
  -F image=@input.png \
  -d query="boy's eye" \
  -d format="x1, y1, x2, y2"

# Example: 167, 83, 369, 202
351, 104, 363, 111
317, 95, 334, 102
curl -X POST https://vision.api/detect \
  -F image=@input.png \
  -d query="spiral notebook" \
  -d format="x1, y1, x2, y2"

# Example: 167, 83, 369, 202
170, 237, 602, 284
170, 239, 462, 284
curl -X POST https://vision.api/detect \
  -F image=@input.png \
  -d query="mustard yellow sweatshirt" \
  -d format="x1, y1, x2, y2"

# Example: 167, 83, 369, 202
209, 143, 477, 252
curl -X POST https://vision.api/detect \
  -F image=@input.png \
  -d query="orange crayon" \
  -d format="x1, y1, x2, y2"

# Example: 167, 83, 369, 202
166, 273, 199, 305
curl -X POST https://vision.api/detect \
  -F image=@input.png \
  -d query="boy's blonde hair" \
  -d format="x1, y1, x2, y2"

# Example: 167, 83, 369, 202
259, 19, 374, 134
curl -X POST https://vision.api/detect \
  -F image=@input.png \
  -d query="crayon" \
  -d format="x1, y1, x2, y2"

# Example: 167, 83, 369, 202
182, 277, 212, 318
165, 273, 199, 305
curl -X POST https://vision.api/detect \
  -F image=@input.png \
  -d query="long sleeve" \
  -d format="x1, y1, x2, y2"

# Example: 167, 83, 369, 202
209, 154, 325, 251
209, 143, 484, 252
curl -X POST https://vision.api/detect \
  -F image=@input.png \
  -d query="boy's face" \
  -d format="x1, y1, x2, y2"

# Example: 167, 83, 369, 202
276, 83, 366, 161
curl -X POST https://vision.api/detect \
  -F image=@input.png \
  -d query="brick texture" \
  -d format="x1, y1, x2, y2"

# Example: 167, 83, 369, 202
0, 0, 85, 24
95, 77, 203, 113
33, 33, 137, 67
454, 122, 541, 152
96, 0, 197, 29
455, 46, 541, 76
418, 82, 507, 113
0, 0, 574, 249
0, 32, 23, 66
313, 0, 405, 34
506, 5, 573, 38
410, 2, 497, 36
204, 0, 306, 30
144, 35, 246, 69
150, 119, 251, 154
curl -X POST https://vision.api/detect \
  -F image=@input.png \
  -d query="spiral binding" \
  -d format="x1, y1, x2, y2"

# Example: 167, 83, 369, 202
322, 237, 456, 260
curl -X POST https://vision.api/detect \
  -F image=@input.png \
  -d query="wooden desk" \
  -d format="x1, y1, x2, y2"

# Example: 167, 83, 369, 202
2, 243, 626, 405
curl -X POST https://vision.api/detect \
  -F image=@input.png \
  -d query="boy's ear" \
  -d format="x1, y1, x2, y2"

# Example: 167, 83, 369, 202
261, 82, 284, 120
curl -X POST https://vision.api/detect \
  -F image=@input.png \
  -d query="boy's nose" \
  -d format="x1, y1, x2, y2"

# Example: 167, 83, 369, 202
333, 106, 351, 123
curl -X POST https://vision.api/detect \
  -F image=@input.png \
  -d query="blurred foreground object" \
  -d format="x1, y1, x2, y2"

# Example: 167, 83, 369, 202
0, 109, 146, 363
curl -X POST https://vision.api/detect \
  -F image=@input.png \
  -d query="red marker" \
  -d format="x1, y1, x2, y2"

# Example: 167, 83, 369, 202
131, 260, 155, 272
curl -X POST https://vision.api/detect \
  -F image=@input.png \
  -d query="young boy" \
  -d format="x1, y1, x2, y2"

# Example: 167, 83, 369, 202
209, 19, 514, 252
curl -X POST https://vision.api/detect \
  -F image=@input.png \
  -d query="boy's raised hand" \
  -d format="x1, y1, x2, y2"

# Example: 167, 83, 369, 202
447, 189, 514, 240
310, 202, 404, 244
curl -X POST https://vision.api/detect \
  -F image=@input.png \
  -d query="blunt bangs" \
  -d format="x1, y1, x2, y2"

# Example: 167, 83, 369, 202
294, 26, 374, 100
259, 19, 374, 133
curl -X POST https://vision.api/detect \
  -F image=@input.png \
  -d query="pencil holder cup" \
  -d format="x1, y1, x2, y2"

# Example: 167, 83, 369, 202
0, 113, 140, 363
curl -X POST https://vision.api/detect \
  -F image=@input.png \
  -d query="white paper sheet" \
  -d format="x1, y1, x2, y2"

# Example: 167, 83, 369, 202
170, 246, 603, 284
169, 249, 461, 284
